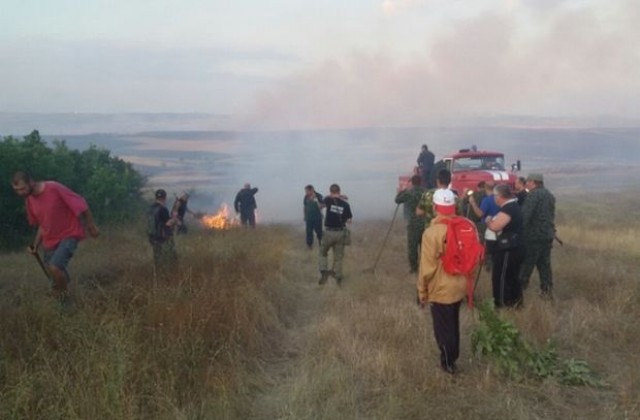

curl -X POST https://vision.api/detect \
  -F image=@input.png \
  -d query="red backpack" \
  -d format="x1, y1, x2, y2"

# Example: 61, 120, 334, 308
438, 216, 485, 307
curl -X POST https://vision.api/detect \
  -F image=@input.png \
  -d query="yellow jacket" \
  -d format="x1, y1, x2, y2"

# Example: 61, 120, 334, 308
417, 215, 467, 304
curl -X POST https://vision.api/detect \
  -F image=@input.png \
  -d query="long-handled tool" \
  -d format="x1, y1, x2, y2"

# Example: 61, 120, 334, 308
31, 247, 52, 281
363, 203, 401, 275
32, 247, 66, 292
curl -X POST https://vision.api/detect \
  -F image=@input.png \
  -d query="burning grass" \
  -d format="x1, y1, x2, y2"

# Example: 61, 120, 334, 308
0, 190, 639, 419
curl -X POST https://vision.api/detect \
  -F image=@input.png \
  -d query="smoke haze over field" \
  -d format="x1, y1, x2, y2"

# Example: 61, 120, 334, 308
246, 1, 640, 129
1, 1, 639, 129
3, 0, 640, 223
38, 124, 640, 224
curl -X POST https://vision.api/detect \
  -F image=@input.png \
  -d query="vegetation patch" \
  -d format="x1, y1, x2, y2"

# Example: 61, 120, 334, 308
472, 301, 607, 388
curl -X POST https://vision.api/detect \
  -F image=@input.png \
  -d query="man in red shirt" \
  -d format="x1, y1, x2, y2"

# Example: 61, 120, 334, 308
12, 171, 99, 300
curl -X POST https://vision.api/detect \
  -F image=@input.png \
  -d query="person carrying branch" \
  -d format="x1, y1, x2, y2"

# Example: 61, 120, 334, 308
11, 171, 99, 302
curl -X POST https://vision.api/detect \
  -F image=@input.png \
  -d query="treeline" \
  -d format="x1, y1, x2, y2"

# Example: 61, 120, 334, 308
0, 130, 146, 250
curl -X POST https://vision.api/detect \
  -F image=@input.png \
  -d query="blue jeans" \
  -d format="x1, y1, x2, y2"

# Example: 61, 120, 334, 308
43, 238, 78, 285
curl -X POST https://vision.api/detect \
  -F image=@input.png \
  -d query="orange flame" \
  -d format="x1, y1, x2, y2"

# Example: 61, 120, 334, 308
200, 204, 238, 230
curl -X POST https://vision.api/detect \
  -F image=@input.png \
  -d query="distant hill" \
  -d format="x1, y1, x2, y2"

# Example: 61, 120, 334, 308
0, 112, 234, 136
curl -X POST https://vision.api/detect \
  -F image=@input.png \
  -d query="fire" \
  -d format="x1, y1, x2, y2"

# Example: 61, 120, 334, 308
200, 204, 238, 230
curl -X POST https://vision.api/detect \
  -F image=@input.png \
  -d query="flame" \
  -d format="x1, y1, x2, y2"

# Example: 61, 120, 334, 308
200, 204, 238, 230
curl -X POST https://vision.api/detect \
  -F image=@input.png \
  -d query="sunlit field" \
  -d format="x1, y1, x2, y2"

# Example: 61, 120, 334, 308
1, 190, 639, 419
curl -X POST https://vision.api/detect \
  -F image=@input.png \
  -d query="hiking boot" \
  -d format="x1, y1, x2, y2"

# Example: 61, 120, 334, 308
441, 363, 457, 375
318, 270, 329, 285
540, 289, 553, 300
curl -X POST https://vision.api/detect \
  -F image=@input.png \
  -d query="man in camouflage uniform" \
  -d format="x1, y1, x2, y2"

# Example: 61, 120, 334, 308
395, 175, 426, 273
519, 173, 556, 296
416, 169, 457, 232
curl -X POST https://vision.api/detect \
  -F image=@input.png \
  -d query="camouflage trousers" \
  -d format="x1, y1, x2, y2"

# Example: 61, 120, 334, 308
519, 240, 553, 293
406, 222, 425, 272
319, 229, 347, 280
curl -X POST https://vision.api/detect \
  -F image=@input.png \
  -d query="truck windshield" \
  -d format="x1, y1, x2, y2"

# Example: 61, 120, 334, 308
452, 156, 505, 172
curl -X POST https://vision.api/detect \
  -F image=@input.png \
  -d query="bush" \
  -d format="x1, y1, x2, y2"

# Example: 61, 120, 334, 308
0, 130, 146, 250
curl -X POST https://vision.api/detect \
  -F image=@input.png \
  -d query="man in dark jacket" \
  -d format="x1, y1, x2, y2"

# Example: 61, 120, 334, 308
417, 144, 435, 188
234, 183, 259, 228
148, 189, 177, 276
303, 185, 324, 249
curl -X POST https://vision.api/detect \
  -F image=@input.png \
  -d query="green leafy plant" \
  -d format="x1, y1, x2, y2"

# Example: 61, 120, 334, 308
471, 301, 607, 387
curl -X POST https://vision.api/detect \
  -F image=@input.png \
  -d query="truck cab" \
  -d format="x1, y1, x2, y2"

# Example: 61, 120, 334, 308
398, 148, 520, 195
444, 149, 517, 194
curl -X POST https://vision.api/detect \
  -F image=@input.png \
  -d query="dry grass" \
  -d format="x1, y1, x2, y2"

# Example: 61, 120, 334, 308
1, 190, 639, 419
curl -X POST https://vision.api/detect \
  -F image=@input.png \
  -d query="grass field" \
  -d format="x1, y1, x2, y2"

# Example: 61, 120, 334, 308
1, 190, 639, 419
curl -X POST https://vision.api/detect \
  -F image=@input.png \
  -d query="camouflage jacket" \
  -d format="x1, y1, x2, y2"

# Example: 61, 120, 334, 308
395, 186, 426, 227
417, 188, 462, 222
521, 186, 555, 242
416, 188, 437, 223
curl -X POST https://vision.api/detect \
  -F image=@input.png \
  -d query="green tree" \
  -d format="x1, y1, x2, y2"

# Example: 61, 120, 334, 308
0, 130, 147, 250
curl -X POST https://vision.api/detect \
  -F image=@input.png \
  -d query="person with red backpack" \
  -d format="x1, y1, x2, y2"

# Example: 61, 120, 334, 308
417, 189, 484, 374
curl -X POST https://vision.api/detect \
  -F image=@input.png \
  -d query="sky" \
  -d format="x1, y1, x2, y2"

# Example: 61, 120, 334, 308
1, 0, 639, 129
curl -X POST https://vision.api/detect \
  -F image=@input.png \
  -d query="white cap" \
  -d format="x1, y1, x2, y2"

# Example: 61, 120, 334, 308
433, 189, 456, 215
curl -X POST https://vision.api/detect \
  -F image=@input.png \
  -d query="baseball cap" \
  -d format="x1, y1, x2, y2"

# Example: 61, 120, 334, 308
527, 173, 544, 182
433, 189, 456, 215
155, 189, 167, 199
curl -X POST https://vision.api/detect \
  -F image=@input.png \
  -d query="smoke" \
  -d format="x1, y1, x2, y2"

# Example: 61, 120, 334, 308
241, 1, 640, 130
381, 0, 420, 16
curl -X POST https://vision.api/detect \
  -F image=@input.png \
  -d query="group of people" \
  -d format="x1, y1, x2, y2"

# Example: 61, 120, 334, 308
148, 182, 260, 275
11, 160, 555, 376
396, 163, 556, 374
10, 169, 355, 300
303, 184, 353, 285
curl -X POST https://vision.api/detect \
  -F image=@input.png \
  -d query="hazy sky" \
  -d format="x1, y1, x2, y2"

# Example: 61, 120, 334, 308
1, 0, 638, 128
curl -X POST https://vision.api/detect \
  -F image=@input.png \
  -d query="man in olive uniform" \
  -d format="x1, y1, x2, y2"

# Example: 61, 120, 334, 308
519, 173, 556, 296
395, 175, 426, 273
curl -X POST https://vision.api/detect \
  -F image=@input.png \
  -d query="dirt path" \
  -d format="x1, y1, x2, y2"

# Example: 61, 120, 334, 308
248, 220, 408, 418
249, 228, 335, 418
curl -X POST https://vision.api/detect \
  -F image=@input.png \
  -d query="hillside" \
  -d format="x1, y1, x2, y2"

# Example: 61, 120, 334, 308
0, 190, 638, 419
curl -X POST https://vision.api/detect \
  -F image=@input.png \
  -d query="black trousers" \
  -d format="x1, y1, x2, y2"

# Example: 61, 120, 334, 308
430, 300, 462, 369
240, 210, 256, 228
491, 247, 524, 308
305, 219, 323, 247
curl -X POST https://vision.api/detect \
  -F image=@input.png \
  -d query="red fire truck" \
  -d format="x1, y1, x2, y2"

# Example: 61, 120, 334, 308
399, 148, 521, 194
